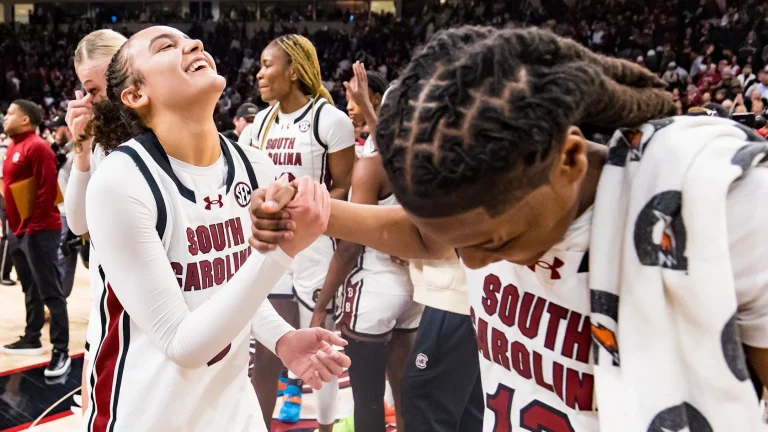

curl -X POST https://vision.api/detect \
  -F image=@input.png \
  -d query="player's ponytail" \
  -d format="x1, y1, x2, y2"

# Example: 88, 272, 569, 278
274, 34, 333, 105
86, 39, 148, 152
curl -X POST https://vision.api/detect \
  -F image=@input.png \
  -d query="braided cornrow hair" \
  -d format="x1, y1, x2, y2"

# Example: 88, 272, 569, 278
86, 38, 148, 153
376, 26, 676, 218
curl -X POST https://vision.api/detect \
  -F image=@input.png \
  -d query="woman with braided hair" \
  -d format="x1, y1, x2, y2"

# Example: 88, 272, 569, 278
246, 34, 355, 430
252, 26, 768, 431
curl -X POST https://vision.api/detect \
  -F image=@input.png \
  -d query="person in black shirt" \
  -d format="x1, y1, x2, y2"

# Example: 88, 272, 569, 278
222, 102, 258, 142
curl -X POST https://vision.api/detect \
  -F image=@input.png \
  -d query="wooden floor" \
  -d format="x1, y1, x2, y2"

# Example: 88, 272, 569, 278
0, 261, 369, 432
0, 260, 91, 374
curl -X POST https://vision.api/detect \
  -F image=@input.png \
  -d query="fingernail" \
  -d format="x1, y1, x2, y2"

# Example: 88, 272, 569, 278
311, 355, 318, 363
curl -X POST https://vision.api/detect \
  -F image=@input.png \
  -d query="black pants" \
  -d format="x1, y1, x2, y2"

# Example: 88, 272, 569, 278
12, 229, 69, 353
0, 204, 15, 279
402, 306, 484, 431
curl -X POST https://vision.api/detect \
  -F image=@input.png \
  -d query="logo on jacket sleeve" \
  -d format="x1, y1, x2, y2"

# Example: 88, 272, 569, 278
234, 182, 252, 208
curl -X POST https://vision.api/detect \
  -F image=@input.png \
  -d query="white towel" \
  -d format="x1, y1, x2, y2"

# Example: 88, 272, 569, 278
589, 115, 767, 431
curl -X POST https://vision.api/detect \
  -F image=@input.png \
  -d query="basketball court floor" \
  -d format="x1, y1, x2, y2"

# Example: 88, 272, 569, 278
0, 261, 372, 432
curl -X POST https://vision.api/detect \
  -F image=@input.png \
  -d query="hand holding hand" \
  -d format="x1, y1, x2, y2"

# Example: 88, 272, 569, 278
248, 176, 329, 257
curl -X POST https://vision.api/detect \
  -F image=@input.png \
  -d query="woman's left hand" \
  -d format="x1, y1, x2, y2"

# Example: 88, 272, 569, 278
275, 328, 350, 390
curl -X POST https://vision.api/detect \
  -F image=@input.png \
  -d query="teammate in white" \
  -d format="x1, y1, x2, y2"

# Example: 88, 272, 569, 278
246, 34, 355, 430
250, 27, 768, 432
310, 63, 421, 432
64, 29, 127, 415
82, 26, 350, 432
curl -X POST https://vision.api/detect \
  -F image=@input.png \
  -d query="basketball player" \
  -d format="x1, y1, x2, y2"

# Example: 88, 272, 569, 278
64, 28, 127, 415
311, 68, 420, 432
251, 27, 768, 431
80, 26, 350, 432
342, 61, 388, 157
247, 34, 355, 429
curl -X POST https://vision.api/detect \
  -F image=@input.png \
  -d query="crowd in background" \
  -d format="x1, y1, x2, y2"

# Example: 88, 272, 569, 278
3, 0, 768, 139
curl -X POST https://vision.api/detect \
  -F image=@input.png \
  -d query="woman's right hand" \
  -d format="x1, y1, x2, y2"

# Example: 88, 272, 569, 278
66, 90, 94, 150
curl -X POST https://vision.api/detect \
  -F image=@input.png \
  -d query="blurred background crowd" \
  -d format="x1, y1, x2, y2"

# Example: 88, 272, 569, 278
3, 0, 768, 142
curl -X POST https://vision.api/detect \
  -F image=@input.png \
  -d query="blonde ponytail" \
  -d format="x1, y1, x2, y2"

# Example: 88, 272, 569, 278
275, 34, 333, 104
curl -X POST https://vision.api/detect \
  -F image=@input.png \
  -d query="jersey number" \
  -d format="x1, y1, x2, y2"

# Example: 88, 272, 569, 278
486, 385, 576, 432
280, 172, 297, 182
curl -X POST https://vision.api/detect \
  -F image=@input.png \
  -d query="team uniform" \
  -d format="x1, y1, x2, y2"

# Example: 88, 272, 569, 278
465, 155, 768, 431
245, 98, 353, 426
338, 161, 423, 338
82, 132, 294, 432
246, 98, 355, 316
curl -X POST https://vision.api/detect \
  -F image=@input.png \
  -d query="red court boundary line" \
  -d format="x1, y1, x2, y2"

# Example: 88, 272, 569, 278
1, 410, 74, 432
0, 352, 84, 377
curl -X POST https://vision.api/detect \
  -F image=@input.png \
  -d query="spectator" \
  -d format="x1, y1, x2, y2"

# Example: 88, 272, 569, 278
52, 115, 79, 299
746, 67, 768, 99
224, 102, 258, 143
1, 100, 69, 378
738, 63, 757, 90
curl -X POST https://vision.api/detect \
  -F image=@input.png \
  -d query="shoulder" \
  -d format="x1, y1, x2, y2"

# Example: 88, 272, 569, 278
252, 107, 273, 130
317, 102, 352, 126
316, 102, 354, 151
88, 144, 152, 203
237, 124, 254, 147
27, 137, 54, 155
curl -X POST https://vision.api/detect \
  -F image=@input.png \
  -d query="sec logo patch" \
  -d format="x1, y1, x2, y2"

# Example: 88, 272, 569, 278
234, 182, 252, 208
298, 120, 310, 133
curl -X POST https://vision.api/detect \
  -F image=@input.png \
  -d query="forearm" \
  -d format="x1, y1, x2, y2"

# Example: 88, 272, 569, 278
72, 141, 92, 173
358, 99, 378, 132
315, 242, 364, 311
326, 200, 450, 259
64, 167, 91, 235
329, 187, 349, 200
251, 299, 295, 355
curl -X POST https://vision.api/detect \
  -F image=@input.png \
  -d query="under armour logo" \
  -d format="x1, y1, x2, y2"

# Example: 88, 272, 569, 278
528, 257, 564, 280
204, 194, 224, 210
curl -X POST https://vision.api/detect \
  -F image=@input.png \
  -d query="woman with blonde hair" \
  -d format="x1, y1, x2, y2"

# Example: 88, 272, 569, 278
64, 28, 127, 414
246, 34, 355, 430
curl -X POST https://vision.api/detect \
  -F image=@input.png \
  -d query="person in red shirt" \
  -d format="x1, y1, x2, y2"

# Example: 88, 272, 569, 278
1, 100, 70, 378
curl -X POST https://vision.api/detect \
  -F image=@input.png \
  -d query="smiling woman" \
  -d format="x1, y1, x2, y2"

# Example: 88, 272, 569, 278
78, 26, 350, 432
